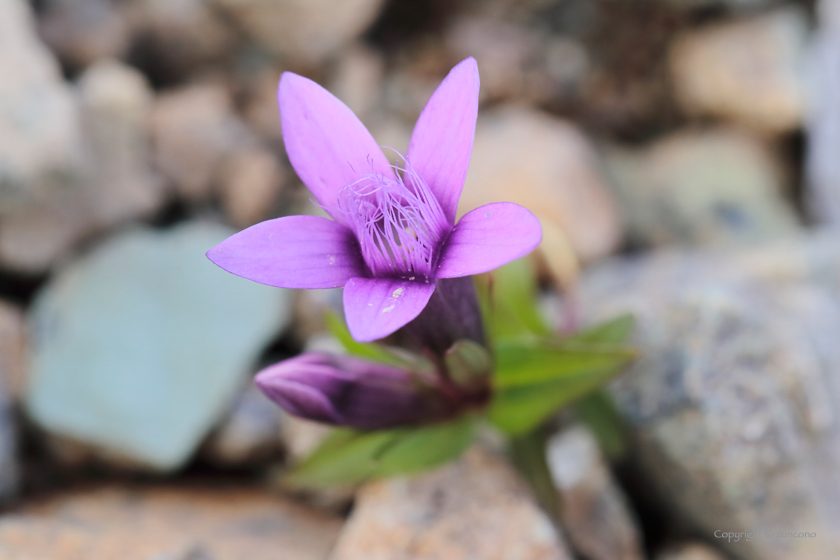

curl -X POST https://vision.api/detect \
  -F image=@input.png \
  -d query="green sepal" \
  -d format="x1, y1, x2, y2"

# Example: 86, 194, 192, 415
475, 257, 550, 342
324, 310, 421, 369
444, 340, 493, 388
284, 415, 478, 489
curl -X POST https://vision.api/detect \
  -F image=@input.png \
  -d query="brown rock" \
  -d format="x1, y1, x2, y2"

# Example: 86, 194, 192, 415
656, 542, 730, 560
329, 447, 573, 560
328, 44, 385, 121
0, 486, 342, 560
151, 83, 250, 200
461, 107, 621, 264
77, 59, 165, 226
0, 302, 25, 401
547, 426, 645, 560
38, 0, 130, 68
211, 0, 386, 65
670, 8, 809, 134
218, 146, 286, 228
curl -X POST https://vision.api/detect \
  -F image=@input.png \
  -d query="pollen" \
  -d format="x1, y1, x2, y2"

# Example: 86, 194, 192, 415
337, 158, 450, 280
392, 288, 404, 298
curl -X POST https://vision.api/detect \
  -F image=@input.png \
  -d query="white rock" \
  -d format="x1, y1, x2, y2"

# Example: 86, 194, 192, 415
0, 0, 83, 269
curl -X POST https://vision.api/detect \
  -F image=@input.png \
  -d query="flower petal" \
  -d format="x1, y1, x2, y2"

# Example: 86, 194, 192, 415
279, 72, 396, 222
435, 202, 542, 278
407, 57, 480, 224
207, 215, 366, 289
343, 277, 436, 342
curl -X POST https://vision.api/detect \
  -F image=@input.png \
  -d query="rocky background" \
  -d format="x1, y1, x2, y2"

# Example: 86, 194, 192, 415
1, 0, 840, 558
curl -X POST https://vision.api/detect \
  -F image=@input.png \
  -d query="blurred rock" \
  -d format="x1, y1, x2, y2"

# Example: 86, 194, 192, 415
25, 222, 292, 471
291, 287, 344, 344
805, 0, 840, 224
78, 59, 166, 225
0, 0, 84, 272
330, 447, 573, 560
328, 44, 385, 120
604, 127, 799, 248
670, 9, 809, 134
212, 0, 386, 66
547, 426, 645, 560
281, 417, 332, 466
0, 302, 26, 401
462, 107, 621, 264
0, 486, 342, 560
203, 383, 284, 466
580, 237, 840, 560
0, 304, 19, 504
218, 145, 286, 228
38, 0, 130, 69
125, 0, 237, 81
663, 0, 779, 11
151, 83, 252, 200
446, 18, 589, 105
656, 542, 730, 560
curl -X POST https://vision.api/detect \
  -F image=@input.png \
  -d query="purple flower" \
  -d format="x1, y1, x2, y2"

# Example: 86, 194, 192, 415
207, 58, 542, 342
255, 352, 463, 430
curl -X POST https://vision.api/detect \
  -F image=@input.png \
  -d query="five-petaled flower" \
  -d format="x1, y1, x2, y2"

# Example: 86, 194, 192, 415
207, 57, 542, 342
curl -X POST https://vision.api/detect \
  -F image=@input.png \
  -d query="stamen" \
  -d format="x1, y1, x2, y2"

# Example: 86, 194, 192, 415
338, 158, 450, 280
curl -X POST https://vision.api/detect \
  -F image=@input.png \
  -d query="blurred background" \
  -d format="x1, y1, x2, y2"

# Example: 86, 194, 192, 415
2, 0, 840, 559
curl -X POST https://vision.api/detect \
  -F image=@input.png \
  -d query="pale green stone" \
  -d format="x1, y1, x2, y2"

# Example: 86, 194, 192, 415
25, 222, 291, 471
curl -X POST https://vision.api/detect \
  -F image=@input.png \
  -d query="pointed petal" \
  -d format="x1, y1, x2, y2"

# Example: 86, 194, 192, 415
207, 215, 366, 289
279, 72, 395, 222
407, 58, 479, 224
436, 202, 542, 278
343, 277, 436, 342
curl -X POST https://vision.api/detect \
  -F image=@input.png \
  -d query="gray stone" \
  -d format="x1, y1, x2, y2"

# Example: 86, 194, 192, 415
211, 0, 386, 65
604, 127, 799, 248
25, 222, 292, 471
806, 0, 840, 225
669, 8, 809, 134
547, 426, 645, 560
0, 301, 26, 401
579, 235, 840, 560
203, 383, 284, 466
329, 447, 573, 560
0, 486, 342, 560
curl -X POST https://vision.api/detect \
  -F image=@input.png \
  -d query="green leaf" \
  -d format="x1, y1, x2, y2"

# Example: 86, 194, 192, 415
571, 314, 635, 345
444, 340, 493, 388
488, 365, 623, 436
375, 415, 477, 476
284, 416, 478, 488
476, 258, 550, 342
576, 391, 627, 460
494, 340, 636, 389
284, 429, 399, 488
324, 310, 411, 367
508, 427, 561, 521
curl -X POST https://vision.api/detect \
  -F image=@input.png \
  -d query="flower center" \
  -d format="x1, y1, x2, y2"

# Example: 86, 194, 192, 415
338, 162, 450, 280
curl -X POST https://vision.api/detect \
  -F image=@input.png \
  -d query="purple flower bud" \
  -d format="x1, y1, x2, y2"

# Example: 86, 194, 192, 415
255, 352, 453, 430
